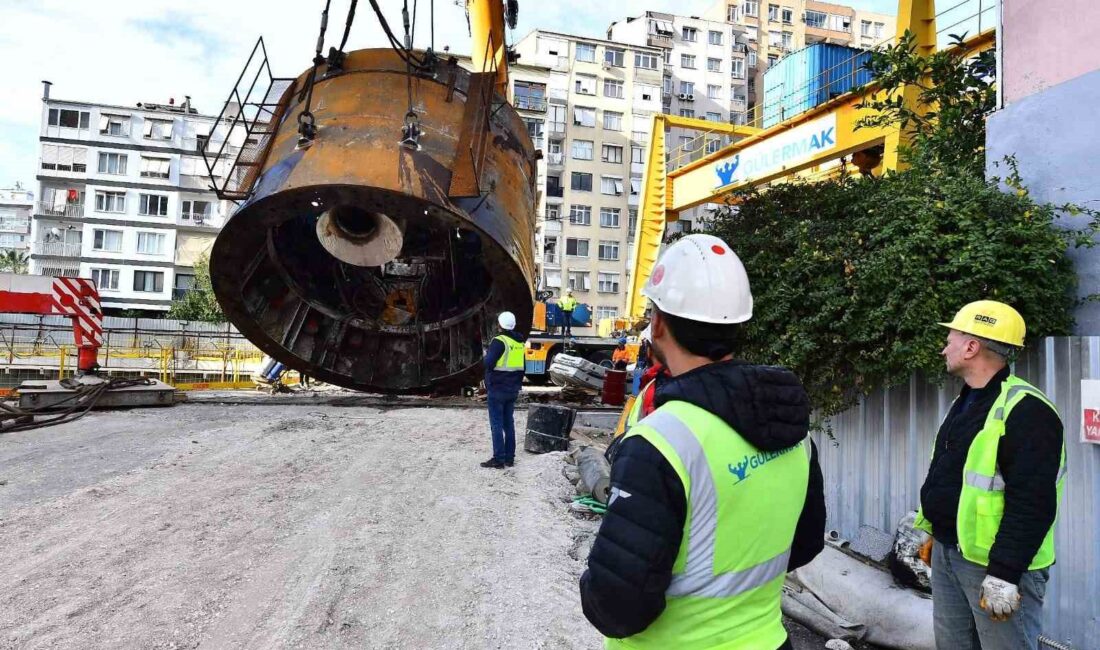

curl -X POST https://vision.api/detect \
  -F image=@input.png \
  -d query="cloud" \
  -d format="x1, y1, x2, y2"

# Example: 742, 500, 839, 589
0, 0, 727, 185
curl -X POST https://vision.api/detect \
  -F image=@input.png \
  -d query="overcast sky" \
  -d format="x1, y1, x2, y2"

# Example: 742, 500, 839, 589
0, 0, 897, 188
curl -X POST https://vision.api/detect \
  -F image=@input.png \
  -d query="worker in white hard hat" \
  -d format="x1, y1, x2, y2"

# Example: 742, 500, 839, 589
580, 234, 826, 649
915, 301, 1065, 650
480, 311, 527, 469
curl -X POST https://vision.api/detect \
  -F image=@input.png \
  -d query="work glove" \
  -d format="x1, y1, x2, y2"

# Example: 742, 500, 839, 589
979, 575, 1021, 621
918, 535, 933, 566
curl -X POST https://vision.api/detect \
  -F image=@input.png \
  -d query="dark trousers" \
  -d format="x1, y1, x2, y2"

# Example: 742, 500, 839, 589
487, 394, 517, 463
562, 310, 573, 335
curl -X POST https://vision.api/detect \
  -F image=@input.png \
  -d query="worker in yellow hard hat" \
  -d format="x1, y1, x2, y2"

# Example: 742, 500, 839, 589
915, 300, 1066, 650
579, 234, 826, 650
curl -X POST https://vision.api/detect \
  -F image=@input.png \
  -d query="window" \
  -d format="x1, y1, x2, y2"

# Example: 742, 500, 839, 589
569, 204, 592, 225
635, 83, 659, 102
545, 269, 562, 288
748, 50, 758, 67
650, 20, 674, 37
574, 74, 597, 95
90, 268, 119, 291
728, 4, 740, 21
522, 117, 545, 149
628, 209, 638, 239
143, 119, 173, 140
664, 49, 672, 64
680, 135, 696, 151
746, 26, 759, 41
707, 84, 722, 99
782, 32, 793, 49
139, 194, 169, 216
546, 204, 561, 222
630, 176, 642, 195
603, 79, 624, 99
601, 144, 623, 164
196, 134, 209, 153
634, 52, 658, 70
680, 54, 696, 69
768, 3, 779, 21
99, 114, 130, 136
97, 152, 128, 175
568, 271, 591, 291
769, 30, 782, 47
679, 108, 695, 118
631, 146, 644, 165
136, 232, 165, 255
41, 145, 88, 172
603, 111, 623, 131
709, 30, 723, 45
706, 138, 722, 154
707, 58, 722, 73
679, 81, 695, 95
682, 27, 698, 42
95, 191, 125, 213
575, 43, 596, 62
570, 172, 593, 191
873, 22, 885, 38
566, 238, 590, 257
514, 80, 550, 112
181, 200, 211, 221
48, 109, 90, 129
92, 229, 123, 252
768, 54, 778, 66
549, 104, 566, 132
598, 272, 620, 293
732, 58, 746, 78
706, 112, 722, 122
133, 270, 164, 293
782, 8, 793, 23
598, 240, 620, 261
571, 139, 593, 160
632, 130, 648, 144
572, 106, 596, 127
601, 176, 624, 195
595, 306, 619, 321
547, 175, 563, 196
599, 208, 621, 228
140, 157, 170, 179
807, 10, 827, 28
604, 48, 625, 67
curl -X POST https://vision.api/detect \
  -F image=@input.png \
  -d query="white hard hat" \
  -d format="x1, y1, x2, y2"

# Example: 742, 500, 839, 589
497, 311, 517, 330
641, 234, 753, 324
640, 325, 652, 342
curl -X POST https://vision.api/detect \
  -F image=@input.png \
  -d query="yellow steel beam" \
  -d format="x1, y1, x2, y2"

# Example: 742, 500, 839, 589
626, 114, 670, 321
467, 0, 509, 96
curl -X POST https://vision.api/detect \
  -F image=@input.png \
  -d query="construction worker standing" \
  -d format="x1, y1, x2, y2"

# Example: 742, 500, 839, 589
481, 311, 526, 469
559, 290, 578, 337
580, 234, 826, 649
611, 337, 631, 370
916, 301, 1065, 650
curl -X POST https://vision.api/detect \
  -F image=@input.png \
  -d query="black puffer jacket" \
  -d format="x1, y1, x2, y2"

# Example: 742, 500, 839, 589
579, 360, 826, 641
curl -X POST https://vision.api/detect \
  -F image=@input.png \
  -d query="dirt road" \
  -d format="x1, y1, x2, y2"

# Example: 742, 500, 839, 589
0, 404, 602, 649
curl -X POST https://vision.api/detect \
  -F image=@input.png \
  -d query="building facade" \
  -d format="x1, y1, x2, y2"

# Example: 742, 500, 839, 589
514, 30, 666, 330
706, 1, 895, 124
0, 184, 34, 260
30, 83, 232, 313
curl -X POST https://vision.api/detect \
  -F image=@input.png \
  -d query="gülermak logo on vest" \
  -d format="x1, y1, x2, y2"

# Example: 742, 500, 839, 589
714, 114, 838, 188
728, 445, 799, 484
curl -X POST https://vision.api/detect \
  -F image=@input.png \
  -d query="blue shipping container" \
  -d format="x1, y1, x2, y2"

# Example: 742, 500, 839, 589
762, 43, 873, 129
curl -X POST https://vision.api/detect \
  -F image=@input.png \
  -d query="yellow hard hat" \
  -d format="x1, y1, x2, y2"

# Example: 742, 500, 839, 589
939, 300, 1026, 347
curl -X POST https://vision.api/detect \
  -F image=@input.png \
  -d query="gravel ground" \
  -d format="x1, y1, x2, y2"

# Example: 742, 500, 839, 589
0, 401, 831, 649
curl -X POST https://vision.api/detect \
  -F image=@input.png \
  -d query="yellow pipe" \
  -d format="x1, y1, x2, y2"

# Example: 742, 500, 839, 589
466, 0, 509, 97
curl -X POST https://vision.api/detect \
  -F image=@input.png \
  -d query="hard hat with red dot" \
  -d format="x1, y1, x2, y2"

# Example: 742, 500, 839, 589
641, 234, 753, 324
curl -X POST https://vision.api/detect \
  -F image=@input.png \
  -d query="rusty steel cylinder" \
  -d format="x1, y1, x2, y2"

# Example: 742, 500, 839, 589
211, 49, 537, 393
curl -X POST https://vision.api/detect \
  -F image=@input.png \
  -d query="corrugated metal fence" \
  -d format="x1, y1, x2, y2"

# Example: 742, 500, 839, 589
814, 337, 1100, 649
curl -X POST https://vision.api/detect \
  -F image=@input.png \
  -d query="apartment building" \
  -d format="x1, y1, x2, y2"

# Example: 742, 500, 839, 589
30, 83, 234, 313
0, 184, 34, 258
514, 30, 666, 330
707, 1, 895, 120
608, 12, 751, 233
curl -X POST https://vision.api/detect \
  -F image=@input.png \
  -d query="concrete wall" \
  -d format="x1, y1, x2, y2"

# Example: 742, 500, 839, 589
986, 0, 1100, 335
1002, 0, 1100, 105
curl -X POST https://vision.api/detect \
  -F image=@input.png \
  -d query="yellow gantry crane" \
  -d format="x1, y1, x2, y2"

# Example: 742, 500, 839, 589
625, 0, 997, 322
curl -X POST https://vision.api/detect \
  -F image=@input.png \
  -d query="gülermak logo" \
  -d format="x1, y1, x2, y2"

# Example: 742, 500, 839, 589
714, 125, 836, 188
728, 446, 799, 484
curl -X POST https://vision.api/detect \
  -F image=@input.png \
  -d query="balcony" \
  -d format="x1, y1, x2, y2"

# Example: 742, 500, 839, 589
547, 186, 564, 198
733, 43, 748, 54
39, 264, 81, 278
32, 241, 82, 257
179, 211, 215, 227
0, 219, 29, 234
647, 34, 673, 48
546, 153, 564, 167
36, 201, 85, 218
543, 253, 560, 265
514, 96, 548, 112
